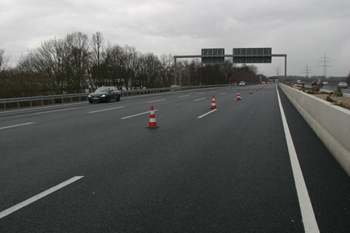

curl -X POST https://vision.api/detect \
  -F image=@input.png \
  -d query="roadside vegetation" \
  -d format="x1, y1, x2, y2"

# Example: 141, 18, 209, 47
0, 31, 261, 99
285, 79, 350, 110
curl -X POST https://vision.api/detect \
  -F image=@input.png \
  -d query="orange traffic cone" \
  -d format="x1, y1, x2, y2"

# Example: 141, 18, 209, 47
236, 91, 241, 100
147, 105, 159, 128
211, 95, 216, 109
256, 86, 258, 91
249, 88, 252, 94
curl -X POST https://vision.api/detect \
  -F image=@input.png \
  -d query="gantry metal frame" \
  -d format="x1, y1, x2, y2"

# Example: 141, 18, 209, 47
173, 54, 287, 85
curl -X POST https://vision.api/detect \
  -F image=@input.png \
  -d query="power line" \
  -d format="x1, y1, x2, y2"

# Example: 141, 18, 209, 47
303, 64, 312, 77
276, 66, 280, 76
318, 54, 332, 78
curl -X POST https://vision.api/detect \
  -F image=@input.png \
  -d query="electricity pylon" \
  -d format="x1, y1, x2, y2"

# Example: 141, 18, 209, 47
318, 54, 332, 78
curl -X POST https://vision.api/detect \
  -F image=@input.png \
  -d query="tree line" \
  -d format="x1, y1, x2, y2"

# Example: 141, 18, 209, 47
0, 31, 260, 99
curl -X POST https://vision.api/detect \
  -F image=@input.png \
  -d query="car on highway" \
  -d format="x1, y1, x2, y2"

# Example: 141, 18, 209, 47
239, 81, 246, 86
88, 86, 121, 103
312, 81, 323, 87
338, 82, 348, 89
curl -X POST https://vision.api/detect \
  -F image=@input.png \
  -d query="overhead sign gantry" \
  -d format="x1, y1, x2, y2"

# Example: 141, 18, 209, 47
174, 47, 287, 85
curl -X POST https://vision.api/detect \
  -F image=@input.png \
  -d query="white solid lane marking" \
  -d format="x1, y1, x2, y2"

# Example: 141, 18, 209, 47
88, 106, 125, 114
178, 95, 190, 98
122, 110, 158, 119
276, 85, 320, 233
0, 176, 84, 219
147, 99, 166, 104
0, 122, 35, 130
198, 109, 217, 119
194, 98, 206, 102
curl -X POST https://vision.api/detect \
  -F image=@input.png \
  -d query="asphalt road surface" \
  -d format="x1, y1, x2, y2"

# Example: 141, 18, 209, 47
321, 85, 350, 94
304, 82, 350, 94
0, 84, 349, 232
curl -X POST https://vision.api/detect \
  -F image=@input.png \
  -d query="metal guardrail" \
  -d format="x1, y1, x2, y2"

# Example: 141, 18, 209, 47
0, 84, 230, 110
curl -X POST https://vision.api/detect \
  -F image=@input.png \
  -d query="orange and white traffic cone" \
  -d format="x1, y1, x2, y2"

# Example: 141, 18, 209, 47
236, 91, 241, 100
249, 88, 252, 94
147, 105, 159, 128
211, 95, 216, 109
256, 86, 258, 91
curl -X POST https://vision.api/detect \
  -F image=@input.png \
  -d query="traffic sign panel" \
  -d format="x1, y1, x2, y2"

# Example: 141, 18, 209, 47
233, 48, 272, 63
202, 48, 225, 64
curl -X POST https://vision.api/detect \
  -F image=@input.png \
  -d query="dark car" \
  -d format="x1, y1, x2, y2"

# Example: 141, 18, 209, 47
311, 81, 323, 87
88, 86, 121, 103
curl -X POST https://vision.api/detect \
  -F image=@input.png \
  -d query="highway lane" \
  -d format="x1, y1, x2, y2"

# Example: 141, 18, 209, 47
0, 85, 349, 232
319, 84, 350, 94
303, 82, 350, 94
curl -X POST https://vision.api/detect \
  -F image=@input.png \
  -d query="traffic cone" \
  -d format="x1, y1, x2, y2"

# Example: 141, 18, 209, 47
256, 86, 258, 91
147, 105, 159, 128
249, 88, 252, 94
236, 91, 241, 100
211, 95, 216, 109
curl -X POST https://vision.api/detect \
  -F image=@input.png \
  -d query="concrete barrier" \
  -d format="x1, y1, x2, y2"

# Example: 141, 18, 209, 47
280, 83, 350, 176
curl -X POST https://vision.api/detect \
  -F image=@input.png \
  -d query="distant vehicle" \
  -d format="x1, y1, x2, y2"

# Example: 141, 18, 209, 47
323, 82, 328, 85
239, 81, 246, 86
311, 81, 323, 86
88, 86, 121, 103
338, 82, 348, 89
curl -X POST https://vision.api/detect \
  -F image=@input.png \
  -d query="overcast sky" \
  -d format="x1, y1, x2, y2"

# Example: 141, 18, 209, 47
1, 0, 349, 77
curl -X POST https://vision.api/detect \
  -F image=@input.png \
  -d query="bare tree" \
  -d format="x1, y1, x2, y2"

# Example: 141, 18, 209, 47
0, 49, 10, 98
137, 53, 161, 88
64, 32, 90, 92
90, 32, 105, 90
0, 49, 10, 72
160, 53, 174, 86
104, 44, 127, 89
123, 45, 140, 90
346, 71, 350, 84
17, 32, 91, 94
17, 38, 67, 94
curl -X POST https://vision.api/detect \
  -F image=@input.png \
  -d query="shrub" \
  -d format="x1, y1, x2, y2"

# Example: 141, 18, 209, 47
326, 96, 334, 103
312, 85, 321, 92
335, 86, 343, 97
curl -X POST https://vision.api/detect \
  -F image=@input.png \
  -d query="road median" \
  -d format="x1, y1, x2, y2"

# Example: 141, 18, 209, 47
279, 83, 350, 176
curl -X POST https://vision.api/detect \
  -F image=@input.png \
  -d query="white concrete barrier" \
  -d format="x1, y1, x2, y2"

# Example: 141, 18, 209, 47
280, 83, 350, 176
